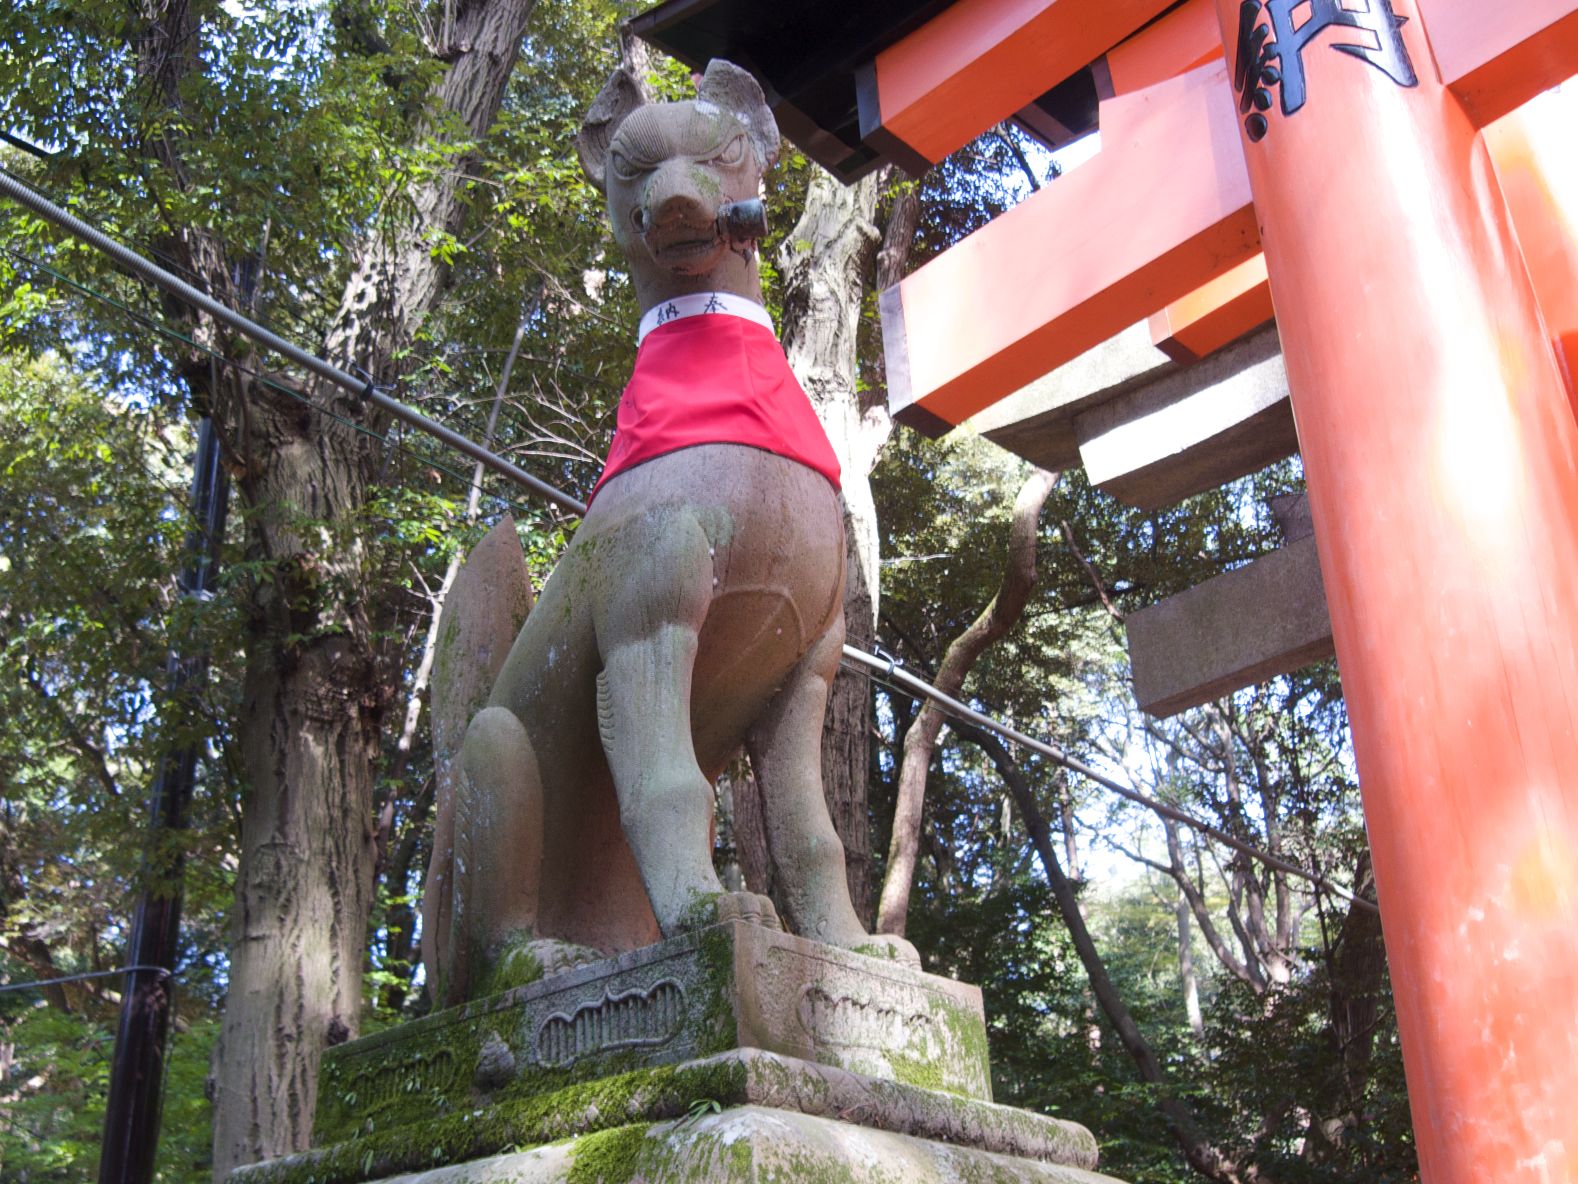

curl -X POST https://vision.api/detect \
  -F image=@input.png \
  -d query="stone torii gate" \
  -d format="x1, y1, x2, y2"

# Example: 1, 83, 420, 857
634, 1, 1578, 1180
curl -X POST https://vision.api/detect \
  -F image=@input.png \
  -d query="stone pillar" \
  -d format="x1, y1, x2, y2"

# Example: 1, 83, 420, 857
1211, 2, 1578, 1180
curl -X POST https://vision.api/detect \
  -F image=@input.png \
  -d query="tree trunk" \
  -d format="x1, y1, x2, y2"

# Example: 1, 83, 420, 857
218, 617, 381, 1157
777, 167, 894, 924
721, 759, 771, 898
1327, 851, 1385, 1100
875, 468, 1057, 936
201, 1, 540, 1173
1058, 780, 1080, 880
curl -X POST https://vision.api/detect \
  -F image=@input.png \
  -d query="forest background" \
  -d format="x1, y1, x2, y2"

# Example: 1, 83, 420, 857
0, 0, 1414, 1180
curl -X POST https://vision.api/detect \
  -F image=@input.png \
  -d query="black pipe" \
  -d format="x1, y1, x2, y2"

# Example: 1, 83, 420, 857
98, 418, 229, 1184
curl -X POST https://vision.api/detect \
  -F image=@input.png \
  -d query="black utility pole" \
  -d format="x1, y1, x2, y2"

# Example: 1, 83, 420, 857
98, 417, 228, 1184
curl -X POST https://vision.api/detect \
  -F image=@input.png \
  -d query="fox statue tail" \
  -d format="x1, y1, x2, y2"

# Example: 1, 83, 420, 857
420, 516, 534, 1006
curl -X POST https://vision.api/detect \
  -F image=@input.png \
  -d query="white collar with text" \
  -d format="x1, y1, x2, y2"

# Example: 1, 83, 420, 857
637, 292, 775, 345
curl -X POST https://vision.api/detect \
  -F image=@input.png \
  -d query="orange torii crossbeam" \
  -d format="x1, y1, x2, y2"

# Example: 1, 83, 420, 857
880, 0, 1578, 435
1421, 0, 1578, 125
879, 60, 1258, 434
863, 0, 1176, 165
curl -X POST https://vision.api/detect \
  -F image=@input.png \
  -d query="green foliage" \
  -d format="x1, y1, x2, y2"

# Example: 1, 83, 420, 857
0, 351, 237, 996
1190, 971, 1414, 1182
0, 1003, 217, 1182
0, 1004, 113, 1180
0, 350, 233, 1174
874, 411, 1409, 1179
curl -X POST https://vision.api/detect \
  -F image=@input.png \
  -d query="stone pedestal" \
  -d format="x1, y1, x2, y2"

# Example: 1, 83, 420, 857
230, 924, 1127, 1184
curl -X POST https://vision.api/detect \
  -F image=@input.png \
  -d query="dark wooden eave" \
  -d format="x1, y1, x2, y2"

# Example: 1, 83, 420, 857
629, 0, 1102, 181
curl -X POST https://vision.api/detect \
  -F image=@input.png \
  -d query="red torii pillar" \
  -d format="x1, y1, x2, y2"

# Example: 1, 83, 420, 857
1209, 1, 1578, 1179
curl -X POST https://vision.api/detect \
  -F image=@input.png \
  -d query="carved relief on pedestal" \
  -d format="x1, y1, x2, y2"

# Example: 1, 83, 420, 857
533, 979, 686, 1067
347, 1049, 460, 1120
795, 982, 937, 1055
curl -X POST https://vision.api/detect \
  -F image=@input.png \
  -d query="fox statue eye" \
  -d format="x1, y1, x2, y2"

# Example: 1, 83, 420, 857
610, 149, 645, 182
711, 134, 746, 168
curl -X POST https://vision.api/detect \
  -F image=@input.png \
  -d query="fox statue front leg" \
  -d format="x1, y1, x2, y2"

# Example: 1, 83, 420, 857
747, 616, 918, 966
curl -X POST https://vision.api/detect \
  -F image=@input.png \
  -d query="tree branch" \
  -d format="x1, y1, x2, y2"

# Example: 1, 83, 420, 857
1164, 820, 1260, 988
1059, 518, 1123, 624
876, 468, 1058, 935
21, 659, 120, 799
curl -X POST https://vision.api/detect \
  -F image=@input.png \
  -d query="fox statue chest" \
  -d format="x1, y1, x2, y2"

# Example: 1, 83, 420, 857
593, 302, 841, 502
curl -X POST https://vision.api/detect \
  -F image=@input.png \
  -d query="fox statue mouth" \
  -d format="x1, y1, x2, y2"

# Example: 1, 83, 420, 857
645, 221, 727, 274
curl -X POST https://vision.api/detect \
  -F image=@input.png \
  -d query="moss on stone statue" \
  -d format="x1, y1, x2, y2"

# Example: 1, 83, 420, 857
435, 610, 461, 669
248, 1057, 752, 1184
315, 938, 715, 1146
474, 934, 546, 998
566, 1118, 762, 1184
564, 1123, 653, 1184
313, 1012, 488, 1143
888, 1052, 945, 1094
692, 923, 740, 1057
931, 992, 992, 1097
302, 927, 1051, 1182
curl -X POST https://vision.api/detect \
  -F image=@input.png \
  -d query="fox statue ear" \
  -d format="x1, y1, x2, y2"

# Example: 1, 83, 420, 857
576, 66, 648, 191
696, 60, 780, 171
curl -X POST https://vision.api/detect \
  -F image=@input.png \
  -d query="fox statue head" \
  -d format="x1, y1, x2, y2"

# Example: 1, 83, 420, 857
575, 59, 778, 310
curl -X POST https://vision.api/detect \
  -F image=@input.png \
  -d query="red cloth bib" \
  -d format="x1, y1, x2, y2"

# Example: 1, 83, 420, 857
590, 313, 841, 502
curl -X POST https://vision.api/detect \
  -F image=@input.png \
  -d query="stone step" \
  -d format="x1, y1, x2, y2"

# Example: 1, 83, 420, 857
356, 1105, 1124, 1184
232, 1050, 1111, 1184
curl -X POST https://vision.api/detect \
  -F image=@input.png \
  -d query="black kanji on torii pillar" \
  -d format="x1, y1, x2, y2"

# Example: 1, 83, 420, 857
1234, 0, 1417, 140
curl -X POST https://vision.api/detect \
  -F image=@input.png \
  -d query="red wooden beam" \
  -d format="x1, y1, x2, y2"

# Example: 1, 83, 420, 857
1105, 0, 1278, 364
1418, 0, 1578, 126
1486, 91, 1578, 411
1148, 255, 1272, 363
1104, 0, 1223, 96
876, 0, 1578, 438
860, 0, 1175, 168
883, 61, 1258, 434
1102, 0, 1578, 367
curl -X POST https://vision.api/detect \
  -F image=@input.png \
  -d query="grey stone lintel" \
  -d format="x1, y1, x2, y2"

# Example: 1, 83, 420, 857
968, 322, 1298, 511
1073, 325, 1297, 509
1126, 520, 1335, 718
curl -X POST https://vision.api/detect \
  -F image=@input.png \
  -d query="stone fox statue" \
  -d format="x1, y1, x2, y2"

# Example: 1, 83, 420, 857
422, 60, 916, 1006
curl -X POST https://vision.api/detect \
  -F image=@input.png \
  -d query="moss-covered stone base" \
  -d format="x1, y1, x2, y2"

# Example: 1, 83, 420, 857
309, 1106, 1127, 1184
313, 922, 992, 1147
229, 1049, 1103, 1184
247, 927, 1109, 1184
